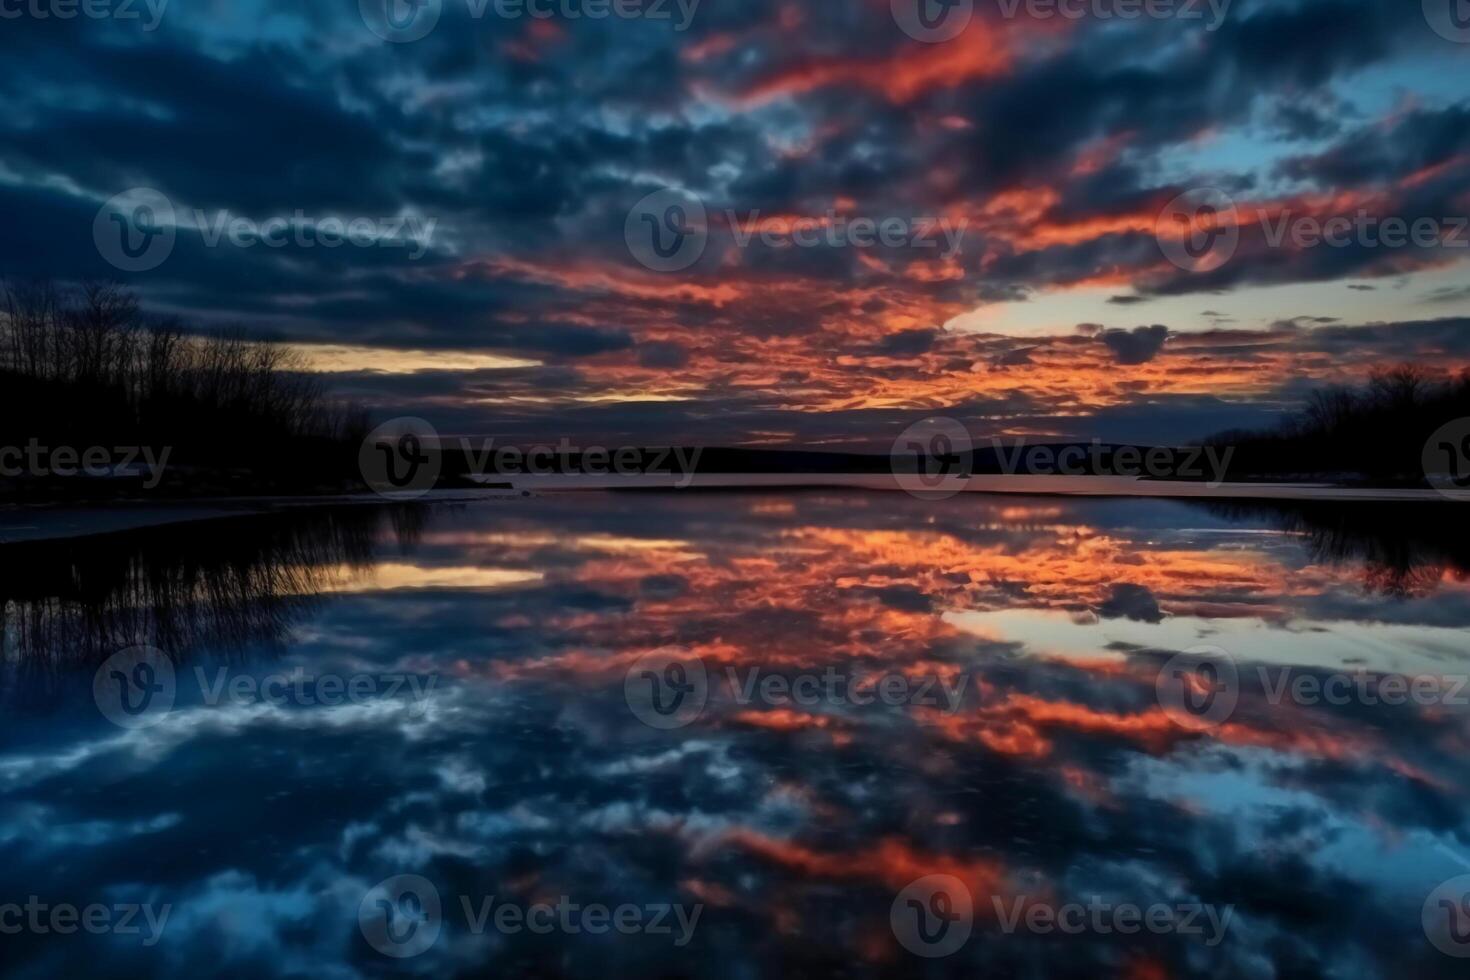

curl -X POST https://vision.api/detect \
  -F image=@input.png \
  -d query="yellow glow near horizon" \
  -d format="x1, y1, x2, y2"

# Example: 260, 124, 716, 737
290, 343, 541, 374
321, 563, 545, 593
947, 260, 1470, 339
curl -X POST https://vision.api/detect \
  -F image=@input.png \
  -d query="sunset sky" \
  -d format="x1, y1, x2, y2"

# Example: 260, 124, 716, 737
5, 0, 1470, 446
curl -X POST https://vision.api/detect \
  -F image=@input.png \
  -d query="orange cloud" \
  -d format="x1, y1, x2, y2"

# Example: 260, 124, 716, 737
736, 21, 1015, 106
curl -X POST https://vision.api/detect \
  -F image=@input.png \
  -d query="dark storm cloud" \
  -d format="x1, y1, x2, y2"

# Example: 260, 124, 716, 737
990, 347, 1035, 369
1300, 317, 1470, 359
1267, 100, 1346, 142
932, 0, 1420, 203
871, 328, 939, 357
1100, 325, 1169, 365
1276, 104, 1470, 190
0, 26, 419, 215
637, 341, 692, 369
1096, 583, 1165, 624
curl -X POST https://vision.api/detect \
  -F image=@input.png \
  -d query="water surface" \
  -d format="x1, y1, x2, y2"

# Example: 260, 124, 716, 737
2, 493, 1468, 978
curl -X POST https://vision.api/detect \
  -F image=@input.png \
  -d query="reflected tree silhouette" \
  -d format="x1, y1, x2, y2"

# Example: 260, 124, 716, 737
1201, 501, 1470, 597
0, 505, 426, 672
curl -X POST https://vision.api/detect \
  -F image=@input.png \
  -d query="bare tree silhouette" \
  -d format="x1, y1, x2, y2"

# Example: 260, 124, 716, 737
0, 279, 369, 495
1208, 364, 1470, 483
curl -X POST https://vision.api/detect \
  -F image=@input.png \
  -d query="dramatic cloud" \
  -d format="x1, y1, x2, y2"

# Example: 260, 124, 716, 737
0, 0, 1466, 444
1100, 325, 1170, 365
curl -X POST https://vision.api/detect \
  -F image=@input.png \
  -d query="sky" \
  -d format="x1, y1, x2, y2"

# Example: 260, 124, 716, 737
4, 0, 1470, 446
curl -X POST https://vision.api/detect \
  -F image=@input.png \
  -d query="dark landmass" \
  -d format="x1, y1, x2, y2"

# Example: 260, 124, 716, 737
0, 279, 366, 501
1206, 364, 1470, 485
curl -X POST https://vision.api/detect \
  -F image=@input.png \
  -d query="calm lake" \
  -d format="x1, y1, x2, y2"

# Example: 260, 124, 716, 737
2, 493, 1468, 977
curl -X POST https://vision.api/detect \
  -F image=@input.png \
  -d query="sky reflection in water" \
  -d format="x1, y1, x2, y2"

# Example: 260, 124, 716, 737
1, 493, 1469, 978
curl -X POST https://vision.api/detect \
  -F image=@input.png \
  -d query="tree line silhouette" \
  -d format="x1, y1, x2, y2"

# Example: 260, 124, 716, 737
0, 506, 426, 709
1, 279, 368, 495
1208, 364, 1470, 483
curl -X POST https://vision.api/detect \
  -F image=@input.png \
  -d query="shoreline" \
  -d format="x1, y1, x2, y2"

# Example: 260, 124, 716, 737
0, 490, 513, 544
0, 475, 1458, 545
475, 472, 1460, 501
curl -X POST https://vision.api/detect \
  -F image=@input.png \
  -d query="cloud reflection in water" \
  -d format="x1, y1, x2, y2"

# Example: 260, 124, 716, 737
0, 493, 1467, 977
